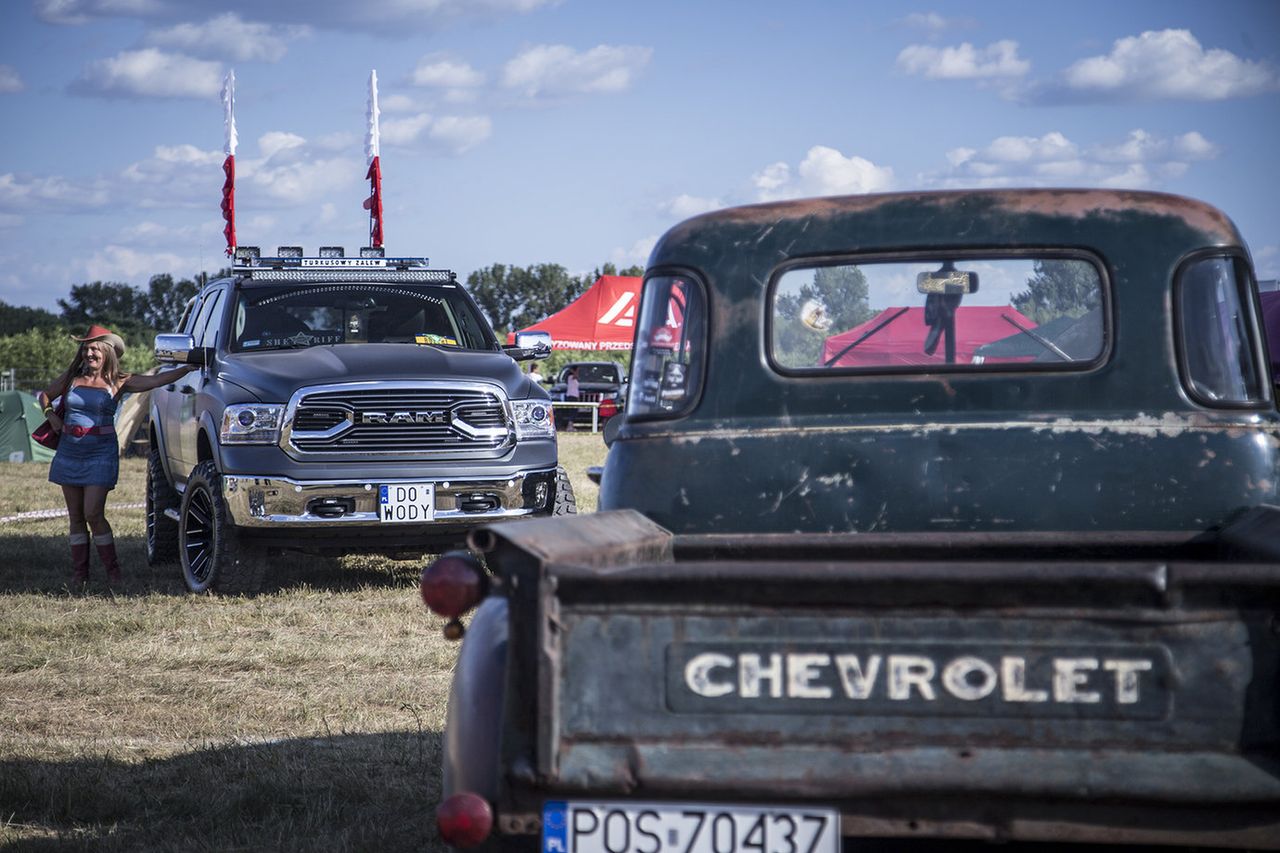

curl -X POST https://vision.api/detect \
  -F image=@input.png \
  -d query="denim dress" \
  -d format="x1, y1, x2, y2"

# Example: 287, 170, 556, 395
48, 385, 120, 489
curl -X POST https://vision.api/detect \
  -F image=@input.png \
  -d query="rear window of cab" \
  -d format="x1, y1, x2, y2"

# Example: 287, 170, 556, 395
768, 253, 1108, 373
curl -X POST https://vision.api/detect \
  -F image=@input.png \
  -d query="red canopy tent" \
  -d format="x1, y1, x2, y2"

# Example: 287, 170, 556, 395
822, 305, 1038, 367
512, 275, 642, 350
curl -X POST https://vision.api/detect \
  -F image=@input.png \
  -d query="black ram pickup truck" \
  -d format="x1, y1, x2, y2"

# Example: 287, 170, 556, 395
148, 248, 574, 594
424, 190, 1280, 850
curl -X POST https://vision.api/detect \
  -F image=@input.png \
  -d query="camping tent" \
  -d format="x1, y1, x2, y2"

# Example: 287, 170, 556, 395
0, 390, 55, 463
822, 305, 1038, 368
512, 275, 642, 350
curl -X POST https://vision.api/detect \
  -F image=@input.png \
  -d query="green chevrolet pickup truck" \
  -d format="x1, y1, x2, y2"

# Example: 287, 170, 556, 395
424, 190, 1280, 850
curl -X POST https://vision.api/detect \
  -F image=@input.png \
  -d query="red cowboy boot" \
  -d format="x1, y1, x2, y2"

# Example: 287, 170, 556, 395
94, 534, 122, 585
70, 533, 90, 587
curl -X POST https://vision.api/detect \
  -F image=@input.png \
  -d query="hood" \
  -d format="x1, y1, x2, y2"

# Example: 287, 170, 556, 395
218, 344, 545, 402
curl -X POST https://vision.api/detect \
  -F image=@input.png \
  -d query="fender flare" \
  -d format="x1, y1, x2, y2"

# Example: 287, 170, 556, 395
442, 595, 509, 800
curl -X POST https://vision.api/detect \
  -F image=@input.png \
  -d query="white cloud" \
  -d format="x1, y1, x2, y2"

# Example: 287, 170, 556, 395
897, 40, 1029, 79
932, 128, 1220, 190
381, 115, 434, 147
1255, 245, 1279, 279
662, 194, 723, 219
1058, 29, 1280, 101
0, 65, 24, 93
610, 235, 657, 268
0, 172, 111, 212
72, 48, 222, 99
502, 43, 652, 98
257, 131, 307, 161
118, 220, 209, 245
36, 0, 556, 34
146, 13, 308, 63
380, 113, 491, 154
380, 94, 420, 113
755, 146, 894, 202
85, 245, 189, 282
427, 116, 492, 153
412, 56, 485, 89
902, 12, 948, 33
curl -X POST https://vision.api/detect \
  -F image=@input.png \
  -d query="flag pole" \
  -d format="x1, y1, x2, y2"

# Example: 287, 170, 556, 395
221, 70, 238, 257
363, 69, 383, 248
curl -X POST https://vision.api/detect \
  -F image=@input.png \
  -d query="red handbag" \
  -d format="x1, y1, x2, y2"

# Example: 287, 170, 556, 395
32, 384, 68, 451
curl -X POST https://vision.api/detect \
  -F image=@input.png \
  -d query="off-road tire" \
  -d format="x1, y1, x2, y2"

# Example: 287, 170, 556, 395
146, 447, 180, 565
552, 466, 577, 516
179, 460, 265, 595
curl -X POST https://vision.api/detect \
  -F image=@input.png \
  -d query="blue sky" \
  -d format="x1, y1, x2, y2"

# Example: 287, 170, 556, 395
1, 0, 1278, 313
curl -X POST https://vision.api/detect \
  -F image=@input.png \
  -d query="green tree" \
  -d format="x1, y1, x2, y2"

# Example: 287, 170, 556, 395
144, 273, 202, 331
466, 263, 586, 336
57, 280, 153, 346
774, 265, 874, 366
1012, 260, 1100, 325
0, 300, 61, 337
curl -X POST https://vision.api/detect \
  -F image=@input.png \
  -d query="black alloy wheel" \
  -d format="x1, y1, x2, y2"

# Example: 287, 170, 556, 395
146, 447, 180, 564
179, 459, 264, 594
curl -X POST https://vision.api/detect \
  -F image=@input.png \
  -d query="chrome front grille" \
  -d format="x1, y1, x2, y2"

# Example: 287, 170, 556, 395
285, 382, 512, 458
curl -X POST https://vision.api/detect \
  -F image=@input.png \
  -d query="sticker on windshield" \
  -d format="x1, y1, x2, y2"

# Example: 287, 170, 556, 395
416, 333, 458, 346
260, 331, 343, 348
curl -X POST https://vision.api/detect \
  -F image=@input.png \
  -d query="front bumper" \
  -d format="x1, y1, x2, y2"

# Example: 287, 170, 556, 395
222, 467, 557, 528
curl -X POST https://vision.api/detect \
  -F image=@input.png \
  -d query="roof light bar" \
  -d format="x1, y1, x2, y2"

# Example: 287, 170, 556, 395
277, 246, 303, 258
244, 268, 454, 283
234, 246, 261, 264
360, 247, 386, 258
319, 246, 345, 259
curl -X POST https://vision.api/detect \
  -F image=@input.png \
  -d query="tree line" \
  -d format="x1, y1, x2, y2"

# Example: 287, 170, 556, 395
0, 262, 642, 390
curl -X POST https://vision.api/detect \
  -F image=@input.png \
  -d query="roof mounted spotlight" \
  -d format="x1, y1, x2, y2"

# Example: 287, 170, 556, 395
277, 246, 304, 259
359, 247, 386, 258
234, 246, 261, 265
318, 246, 345, 259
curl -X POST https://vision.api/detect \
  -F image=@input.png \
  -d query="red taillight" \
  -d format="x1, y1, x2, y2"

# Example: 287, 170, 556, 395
598, 398, 618, 419
437, 792, 493, 848
420, 550, 488, 618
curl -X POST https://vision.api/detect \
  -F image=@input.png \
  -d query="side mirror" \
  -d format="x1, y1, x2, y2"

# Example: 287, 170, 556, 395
155, 333, 205, 365
504, 330, 552, 361
917, 265, 978, 295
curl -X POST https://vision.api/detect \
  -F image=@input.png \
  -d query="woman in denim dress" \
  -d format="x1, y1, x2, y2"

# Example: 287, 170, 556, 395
38, 326, 198, 587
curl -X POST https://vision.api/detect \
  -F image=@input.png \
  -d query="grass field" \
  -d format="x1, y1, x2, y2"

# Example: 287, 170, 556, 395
0, 433, 607, 851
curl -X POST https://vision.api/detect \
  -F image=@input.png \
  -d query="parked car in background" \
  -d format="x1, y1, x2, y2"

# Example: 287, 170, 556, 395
548, 361, 625, 430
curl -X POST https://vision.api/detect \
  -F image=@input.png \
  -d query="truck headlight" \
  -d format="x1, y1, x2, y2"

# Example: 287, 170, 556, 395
510, 400, 555, 440
221, 404, 285, 444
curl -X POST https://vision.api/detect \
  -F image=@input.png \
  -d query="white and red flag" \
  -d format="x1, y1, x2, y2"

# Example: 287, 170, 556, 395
363, 69, 384, 248
221, 70, 238, 257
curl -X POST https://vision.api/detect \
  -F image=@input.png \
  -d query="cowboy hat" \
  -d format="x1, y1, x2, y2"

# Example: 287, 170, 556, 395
73, 324, 126, 357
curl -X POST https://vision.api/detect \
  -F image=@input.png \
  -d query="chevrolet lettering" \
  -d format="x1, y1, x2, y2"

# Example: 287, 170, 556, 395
668, 643, 1169, 719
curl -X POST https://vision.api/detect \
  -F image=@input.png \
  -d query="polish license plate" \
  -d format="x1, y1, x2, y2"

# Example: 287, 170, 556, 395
542, 801, 839, 853
378, 483, 435, 523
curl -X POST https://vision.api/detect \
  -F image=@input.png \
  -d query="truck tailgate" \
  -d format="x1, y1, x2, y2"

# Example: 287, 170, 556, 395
478, 511, 1280, 844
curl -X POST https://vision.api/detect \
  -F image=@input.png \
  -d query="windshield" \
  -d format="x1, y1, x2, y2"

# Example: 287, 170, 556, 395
771, 255, 1106, 371
230, 282, 497, 352
562, 364, 621, 384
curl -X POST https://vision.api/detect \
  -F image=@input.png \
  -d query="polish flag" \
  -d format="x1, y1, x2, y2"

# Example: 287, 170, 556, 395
363, 70, 383, 248
221, 70, 237, 257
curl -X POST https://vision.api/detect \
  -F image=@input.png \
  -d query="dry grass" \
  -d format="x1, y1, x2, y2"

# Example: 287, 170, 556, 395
0, 433, 608, 851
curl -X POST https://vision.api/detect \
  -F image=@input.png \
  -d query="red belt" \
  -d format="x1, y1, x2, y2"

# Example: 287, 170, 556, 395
65, 425, 115, 438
